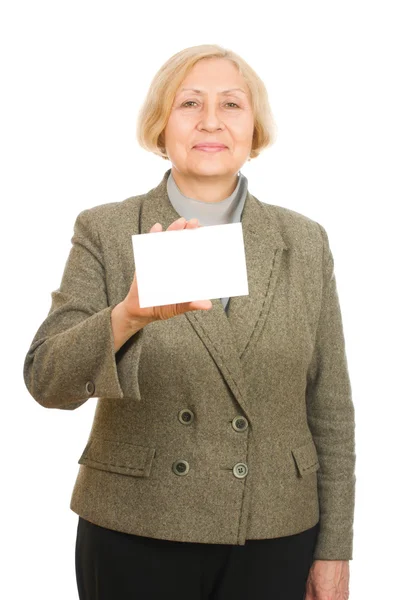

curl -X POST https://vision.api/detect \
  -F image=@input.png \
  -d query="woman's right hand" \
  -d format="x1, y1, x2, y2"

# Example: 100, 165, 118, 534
121, 216, 213, 324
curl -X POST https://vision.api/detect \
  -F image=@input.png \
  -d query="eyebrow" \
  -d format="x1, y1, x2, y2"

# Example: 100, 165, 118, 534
178, 87, 247, 96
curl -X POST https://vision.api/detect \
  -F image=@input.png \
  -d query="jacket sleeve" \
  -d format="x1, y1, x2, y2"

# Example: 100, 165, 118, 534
306, 223, 356, 561
23, 208, 136, 410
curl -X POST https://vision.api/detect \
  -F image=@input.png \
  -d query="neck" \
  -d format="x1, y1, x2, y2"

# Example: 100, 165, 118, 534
171, 167, 239, 203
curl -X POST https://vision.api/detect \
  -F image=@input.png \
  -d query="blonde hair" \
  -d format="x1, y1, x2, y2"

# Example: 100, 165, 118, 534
136, 44, 277, 161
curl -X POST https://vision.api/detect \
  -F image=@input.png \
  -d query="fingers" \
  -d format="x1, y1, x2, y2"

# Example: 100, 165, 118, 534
168, 217, 200, 231
149, 217, 202, 234
184, 218, 200, 229
149, 223, 162, 233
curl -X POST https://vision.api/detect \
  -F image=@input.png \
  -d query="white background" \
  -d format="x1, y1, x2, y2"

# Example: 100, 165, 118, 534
2, 1, 397, 598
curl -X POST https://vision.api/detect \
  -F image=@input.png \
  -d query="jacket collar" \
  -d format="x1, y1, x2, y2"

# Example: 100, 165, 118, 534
139, 168, 288, 417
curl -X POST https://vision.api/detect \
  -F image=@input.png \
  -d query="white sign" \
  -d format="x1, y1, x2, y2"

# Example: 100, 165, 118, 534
131, 222, 249, 308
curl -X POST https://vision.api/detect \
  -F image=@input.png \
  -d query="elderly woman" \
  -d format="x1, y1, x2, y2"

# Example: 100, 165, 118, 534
23, 44, 356, 600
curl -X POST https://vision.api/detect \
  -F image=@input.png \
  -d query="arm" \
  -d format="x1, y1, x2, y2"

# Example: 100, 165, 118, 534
23, 209, 145, 410
306, 223, 356, 560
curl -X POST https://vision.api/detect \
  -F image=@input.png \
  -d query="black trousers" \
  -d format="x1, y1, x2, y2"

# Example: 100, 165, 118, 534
75, 516, 320, 600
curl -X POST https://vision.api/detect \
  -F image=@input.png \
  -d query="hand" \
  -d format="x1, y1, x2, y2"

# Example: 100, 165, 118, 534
305, 560, 350, 599
122, 216, 213, 323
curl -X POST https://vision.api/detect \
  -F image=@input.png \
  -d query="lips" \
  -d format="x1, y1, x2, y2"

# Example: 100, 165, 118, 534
193, 143, 227, 149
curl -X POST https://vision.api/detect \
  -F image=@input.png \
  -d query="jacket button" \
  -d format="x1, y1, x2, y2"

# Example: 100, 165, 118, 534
172, 460, 190, 476
232, 416, 248, 432
233, 463, 248, 479
85, 381, 95, 396
178, 409, 194, 425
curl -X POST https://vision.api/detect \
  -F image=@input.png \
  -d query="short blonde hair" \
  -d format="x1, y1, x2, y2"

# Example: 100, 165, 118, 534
136, 44, 277, 161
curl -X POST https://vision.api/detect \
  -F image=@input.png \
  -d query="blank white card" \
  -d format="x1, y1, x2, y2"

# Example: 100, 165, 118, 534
131, 222, 249, 308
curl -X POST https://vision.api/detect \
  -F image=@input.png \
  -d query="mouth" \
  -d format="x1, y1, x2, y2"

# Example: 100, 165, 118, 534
193, 145, 228, 153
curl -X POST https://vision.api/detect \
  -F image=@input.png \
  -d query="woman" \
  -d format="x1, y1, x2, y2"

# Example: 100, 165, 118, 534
23, 44, 355, 599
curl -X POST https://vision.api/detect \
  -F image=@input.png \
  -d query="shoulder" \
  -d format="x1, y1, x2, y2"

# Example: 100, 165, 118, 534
256, 199, 328, 254
73, 192, 146, 236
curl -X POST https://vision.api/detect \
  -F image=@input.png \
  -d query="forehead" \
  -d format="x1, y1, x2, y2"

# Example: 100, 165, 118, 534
176, 59, 249, 95
177, 87, 247, 96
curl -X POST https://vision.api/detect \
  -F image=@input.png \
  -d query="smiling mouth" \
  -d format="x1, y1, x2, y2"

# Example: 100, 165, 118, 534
193, 146, 227, 153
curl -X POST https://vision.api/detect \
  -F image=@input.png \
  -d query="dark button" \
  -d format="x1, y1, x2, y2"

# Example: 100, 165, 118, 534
233, 463, 248, 479
231, 416, 248, 432
178, 409, 194, 425
172, 460, 190, 476
85, 381, 95, 396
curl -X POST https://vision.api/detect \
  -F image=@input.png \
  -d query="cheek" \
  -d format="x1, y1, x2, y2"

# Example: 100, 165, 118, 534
166, 116, 193, 140
229, 121, 254, 142
232, 132, 254, 147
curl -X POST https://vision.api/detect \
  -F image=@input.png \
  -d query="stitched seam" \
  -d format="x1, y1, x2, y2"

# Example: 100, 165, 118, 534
242, 248, 279, 356
302, 461, 319, 472
191, 314, 246, 401
83, 458, 144, 471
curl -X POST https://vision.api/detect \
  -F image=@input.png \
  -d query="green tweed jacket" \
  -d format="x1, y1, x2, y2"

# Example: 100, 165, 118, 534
23, 168, 356, 560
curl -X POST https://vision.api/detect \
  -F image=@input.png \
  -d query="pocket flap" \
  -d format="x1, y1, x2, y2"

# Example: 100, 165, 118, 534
78, 436, 156, 477
291, 439, 320, 477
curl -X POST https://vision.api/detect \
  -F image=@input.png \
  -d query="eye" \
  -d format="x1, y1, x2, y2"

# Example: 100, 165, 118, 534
181, 101, 240, 108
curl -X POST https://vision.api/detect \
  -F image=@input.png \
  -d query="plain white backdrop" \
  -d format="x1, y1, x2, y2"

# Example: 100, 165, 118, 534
2, 0, 397, 598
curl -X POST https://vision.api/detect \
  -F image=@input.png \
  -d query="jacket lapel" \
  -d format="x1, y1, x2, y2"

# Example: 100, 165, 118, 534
138, 169, 288, 416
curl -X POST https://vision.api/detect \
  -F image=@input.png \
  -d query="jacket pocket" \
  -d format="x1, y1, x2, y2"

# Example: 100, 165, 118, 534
78, 436, 156, 477
291, 439, 320, 477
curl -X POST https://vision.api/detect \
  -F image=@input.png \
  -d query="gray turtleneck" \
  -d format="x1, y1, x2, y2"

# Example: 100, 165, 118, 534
166, 170, 248, 313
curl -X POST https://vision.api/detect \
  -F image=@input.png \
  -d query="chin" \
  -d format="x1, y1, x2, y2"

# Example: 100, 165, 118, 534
189, 160, 231, 172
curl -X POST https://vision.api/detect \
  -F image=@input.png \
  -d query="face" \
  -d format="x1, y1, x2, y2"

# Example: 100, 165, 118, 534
163, 58, 254, 179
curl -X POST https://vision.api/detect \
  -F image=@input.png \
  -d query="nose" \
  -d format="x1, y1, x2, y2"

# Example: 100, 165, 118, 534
198, 103, 224, 130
